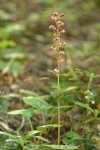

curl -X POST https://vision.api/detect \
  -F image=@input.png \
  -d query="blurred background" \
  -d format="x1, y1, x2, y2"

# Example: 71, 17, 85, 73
0, 1, 100, 149
0, 0, 100, 94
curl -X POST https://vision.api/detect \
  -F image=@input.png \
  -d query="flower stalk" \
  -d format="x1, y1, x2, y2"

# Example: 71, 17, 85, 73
49, 11, 66, 145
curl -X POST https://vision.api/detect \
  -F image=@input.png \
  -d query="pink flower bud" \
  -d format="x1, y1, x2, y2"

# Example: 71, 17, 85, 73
60, 22, 64, 27
59, 41, 67, 47
62, 42, 67, 46
52, 12, 59, 17
49, 46, 54, 51
59, 51, 65, 55
51, 16, 57, 20
60, 13, 64, 17
54, 68, 59, 73
56, 21, 64, 27
61, 29, 65, 34
56, 21, 61, 25
49, 25, 56, 30
60, 58, 64, 62
54, 37, 60, 41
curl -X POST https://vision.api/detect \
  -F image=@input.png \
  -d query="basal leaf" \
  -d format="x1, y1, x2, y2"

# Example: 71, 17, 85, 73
37, 124, 62, 133
45, 145, 78, 150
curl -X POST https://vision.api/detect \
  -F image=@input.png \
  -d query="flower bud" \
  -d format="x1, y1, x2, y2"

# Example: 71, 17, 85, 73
51, 16, 56, 20
60, 22, 64, 27
59, 41, 67, 47
59, 51, 65, 55
54, 68, 59, 73
61, 42, 67, 46
60, 58, 64, 62
56, 21, 64, 27
54, 37, 60, 41
52, 12, 59, 17
56, 21, 61, 25
49, 25, 56, 30
49, 46, 54, 51
60, 13, 64, 17
61, 29, 65, 34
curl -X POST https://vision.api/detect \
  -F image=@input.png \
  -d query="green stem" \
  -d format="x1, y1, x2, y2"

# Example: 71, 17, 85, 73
28, 118, 33, 131
37, 114, 46, 144
22, 144, 24, 150
42, 113, 46, 126
57, 51, 60, 145
83, 89, 90, 136
37, 132, 42, 144
94, 118, 97, 133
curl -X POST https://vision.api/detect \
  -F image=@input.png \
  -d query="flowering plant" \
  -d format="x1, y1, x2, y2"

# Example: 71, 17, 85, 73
49, 11, 66, 145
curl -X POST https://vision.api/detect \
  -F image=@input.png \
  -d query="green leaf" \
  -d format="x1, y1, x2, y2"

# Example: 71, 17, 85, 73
0, 61, 22, 76
0, 40, 15, 49
30, 144, 77, 150
24, 130, 40, 140
4, 93, 19, 99
20, 89, 38, 97
83, 70, 94, 79
63, 131, 83, 145
35, 136, 49, 143
0, 140, 21, 150
3, 52, 25, 60
84, 140, 95, 150
23, 96, 49, 116
66, 131, 81, 139
45, 145, 78, 150
31, 145, 53, 150
0, 131, 17, 139
0, 10, 13, 20
50, 106, 73, 115
37, 124, 62, 133
9, 62, 22, 76
75, 102, 94, 113
6, 23, 25, 34
0, 61, 7, 71
39, 77, 50, 81
64, 86, 78, 92
0, 97, 8, 112
94, 109, 100, 117
8, 108, 34, 118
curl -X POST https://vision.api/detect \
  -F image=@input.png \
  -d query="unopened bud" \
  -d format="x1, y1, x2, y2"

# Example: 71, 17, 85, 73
61, 29, 65, 34
56, 21, 64, 27
60, 58, 64, 62
59, 51, 65, 55
62, 42, 67, 46
60, 13, 64, 17
51, 16, 57, 20
59, 41, 67, 47
91, 101, 95, 104
85, 90, 90, 94
49, 46, 54, 51
52, 12, 59, 17
49, 25, 56, 30
54, 68, 59, 73
54, 37, 60, 41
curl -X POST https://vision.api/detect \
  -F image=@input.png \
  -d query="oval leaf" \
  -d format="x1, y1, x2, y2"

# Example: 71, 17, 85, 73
23, 97, 49, 116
